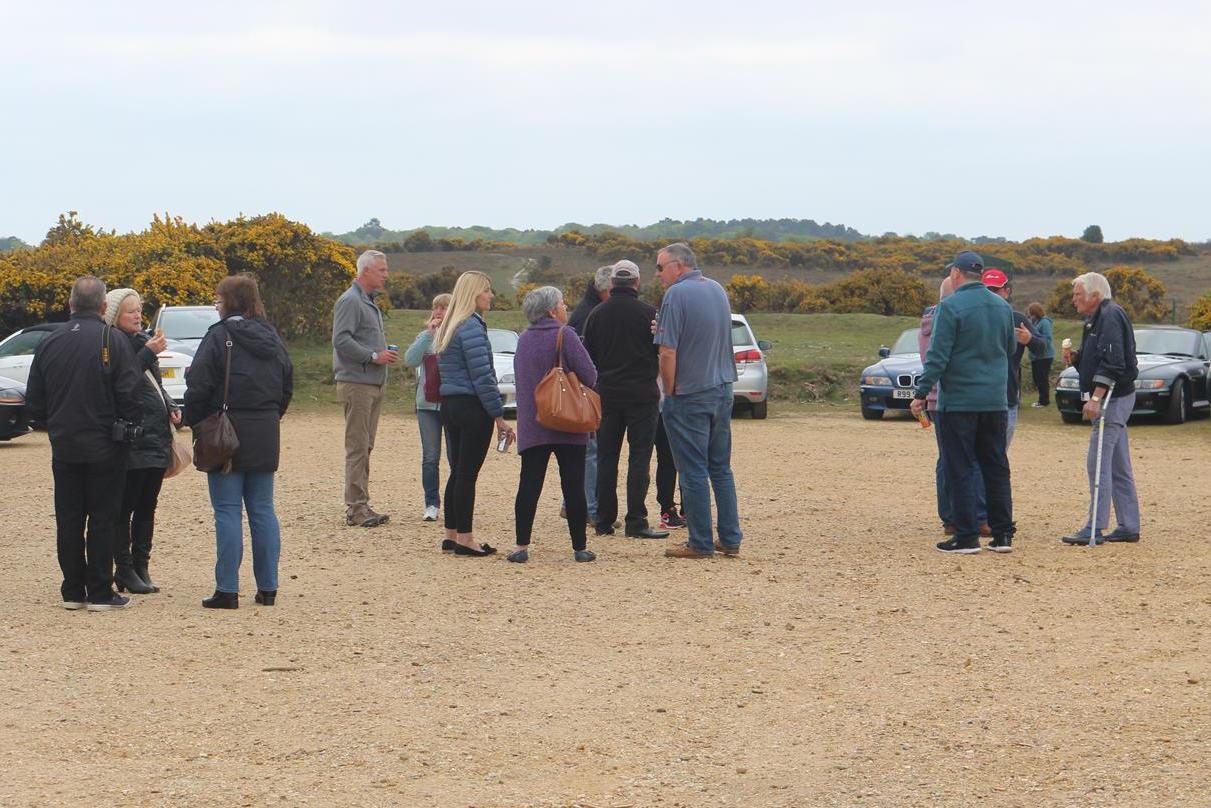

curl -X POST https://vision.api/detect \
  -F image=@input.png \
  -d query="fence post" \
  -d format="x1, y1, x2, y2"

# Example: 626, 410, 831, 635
1172, 298, 1178, 325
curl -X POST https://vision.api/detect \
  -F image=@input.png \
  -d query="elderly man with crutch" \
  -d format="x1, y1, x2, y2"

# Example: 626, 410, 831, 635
1060, 272, 1141, 545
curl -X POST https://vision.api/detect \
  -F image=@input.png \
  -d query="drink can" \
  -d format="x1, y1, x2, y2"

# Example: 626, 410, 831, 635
497, 434, 510, 453
387, 344, 398, 352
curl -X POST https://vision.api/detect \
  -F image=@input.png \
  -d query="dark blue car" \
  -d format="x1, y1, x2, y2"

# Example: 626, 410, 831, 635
859, 328, 922, 420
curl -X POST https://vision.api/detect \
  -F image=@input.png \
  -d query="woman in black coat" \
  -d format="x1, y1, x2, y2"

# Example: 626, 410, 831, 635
106, 288, 180, 595
183, 274, 292, 610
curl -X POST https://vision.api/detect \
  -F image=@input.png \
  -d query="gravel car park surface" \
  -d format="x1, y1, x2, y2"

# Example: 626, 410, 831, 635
2, 409, 1209, 807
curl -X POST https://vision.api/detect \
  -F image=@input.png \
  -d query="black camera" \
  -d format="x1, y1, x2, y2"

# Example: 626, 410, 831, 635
112, 419, 144, 443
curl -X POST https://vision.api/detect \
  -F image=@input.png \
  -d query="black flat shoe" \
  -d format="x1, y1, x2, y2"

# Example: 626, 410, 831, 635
574, 550, 596, 563
506, 549, 529, 563
255, 590, 277, 606
441, 539, 456, 553
625, 527, 670, 540
202, 590, 239, 609
454, 542, 497, 557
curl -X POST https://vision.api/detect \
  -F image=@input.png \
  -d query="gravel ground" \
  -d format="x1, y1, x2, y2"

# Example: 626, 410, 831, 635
2, 409, 1208, 807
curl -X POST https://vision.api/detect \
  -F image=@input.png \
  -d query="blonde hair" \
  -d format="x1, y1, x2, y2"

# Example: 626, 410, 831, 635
431, 293, 452, 310
435, 272, 492, 353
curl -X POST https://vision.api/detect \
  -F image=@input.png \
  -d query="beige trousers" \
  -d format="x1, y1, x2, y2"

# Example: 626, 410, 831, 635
337, 381, 385, 509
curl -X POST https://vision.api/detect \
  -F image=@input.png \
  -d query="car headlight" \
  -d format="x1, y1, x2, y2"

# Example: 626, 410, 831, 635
1134, 379, 1165, 390
862, 375, 892, 386
499, 373, 515, 385
0, 387, 23, 404
1056, 378, 1080, 390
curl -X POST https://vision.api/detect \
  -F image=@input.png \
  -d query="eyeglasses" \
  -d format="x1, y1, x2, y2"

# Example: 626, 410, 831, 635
655, 259, 680, 273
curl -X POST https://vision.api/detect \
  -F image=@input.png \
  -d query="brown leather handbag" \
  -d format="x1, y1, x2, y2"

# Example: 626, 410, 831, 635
144, 369, 192, 479
192, 330, 241, 473
534, 327, 601, 433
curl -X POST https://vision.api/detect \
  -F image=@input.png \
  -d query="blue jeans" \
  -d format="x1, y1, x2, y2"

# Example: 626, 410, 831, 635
417, 409, 450, 508
585, 432, 599, 522
661, 383, 742, 554
1006, 405, 1019, 447
207, 471, 281, 594
937, 411, 1013, 541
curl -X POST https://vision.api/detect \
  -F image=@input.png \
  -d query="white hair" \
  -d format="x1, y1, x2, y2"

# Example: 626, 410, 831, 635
522, 286, 563, 324
356, 250, 387, 276
1072, 272, 1112, 300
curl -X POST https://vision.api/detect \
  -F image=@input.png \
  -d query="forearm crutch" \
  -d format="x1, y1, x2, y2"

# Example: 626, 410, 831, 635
1088, 380, 1115, 548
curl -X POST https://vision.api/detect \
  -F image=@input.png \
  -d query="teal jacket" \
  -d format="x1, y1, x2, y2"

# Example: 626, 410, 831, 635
1029, 316, 1055, 360
913, 281, 1014, 412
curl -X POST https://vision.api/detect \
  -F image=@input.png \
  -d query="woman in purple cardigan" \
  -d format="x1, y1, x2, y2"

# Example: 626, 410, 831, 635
509, 286, 599, 563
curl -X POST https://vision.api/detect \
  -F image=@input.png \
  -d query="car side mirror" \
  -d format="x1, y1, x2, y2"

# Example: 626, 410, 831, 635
757, 340, 772, 352
878, 346, 890, 358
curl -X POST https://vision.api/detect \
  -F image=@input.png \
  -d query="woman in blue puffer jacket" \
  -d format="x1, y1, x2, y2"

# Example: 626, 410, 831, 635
434, 271, 515, 557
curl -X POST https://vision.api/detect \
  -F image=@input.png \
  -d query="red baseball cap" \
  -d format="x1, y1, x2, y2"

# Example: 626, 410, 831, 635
982, 268, 1009, 289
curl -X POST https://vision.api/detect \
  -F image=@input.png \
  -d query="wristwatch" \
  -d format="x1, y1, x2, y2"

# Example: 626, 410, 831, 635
370, 351, 379, 363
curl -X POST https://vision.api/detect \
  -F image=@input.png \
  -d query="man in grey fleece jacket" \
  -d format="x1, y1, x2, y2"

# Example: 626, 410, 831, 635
333, 250, 398, 527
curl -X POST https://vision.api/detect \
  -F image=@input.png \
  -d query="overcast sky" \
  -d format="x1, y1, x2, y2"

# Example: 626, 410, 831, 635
3, 1, 1209, 244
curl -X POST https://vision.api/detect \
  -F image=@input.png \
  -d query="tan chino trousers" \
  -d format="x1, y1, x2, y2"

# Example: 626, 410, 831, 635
337, 381, 385, 510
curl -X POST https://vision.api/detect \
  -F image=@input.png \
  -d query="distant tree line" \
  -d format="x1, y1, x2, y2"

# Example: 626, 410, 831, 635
327, 216, 870, 247
548, 231, 1195, 277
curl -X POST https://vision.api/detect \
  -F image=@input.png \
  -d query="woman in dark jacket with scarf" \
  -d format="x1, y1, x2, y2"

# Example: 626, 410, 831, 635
184, 274, 293, 609
509, 286, 598, 563
106, 288, 180, 595
434, 271, 515, 557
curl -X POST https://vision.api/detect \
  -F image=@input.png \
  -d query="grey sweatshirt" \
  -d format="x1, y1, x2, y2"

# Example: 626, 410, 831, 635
332, 283, 388, 385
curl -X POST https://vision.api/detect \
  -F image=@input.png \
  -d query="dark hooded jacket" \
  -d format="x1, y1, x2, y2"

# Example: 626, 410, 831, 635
567, 280, 603, 336
183, 316, 293, 473
125, 330, 180, 470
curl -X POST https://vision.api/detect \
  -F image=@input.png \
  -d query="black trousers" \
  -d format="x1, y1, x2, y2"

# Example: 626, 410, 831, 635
113, 466, 166, 569
595, 399, 659, 532
937, 411, 1014, 542
1031, 358, 1053, 405
441, 395, 494, 534
515, 443, 588, 551
654, 414, 681, 514
52, 454, 127, 603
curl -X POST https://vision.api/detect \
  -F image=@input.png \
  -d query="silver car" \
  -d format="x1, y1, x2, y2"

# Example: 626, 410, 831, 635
488, 328, 518, 416
731, 313, 771, 419
149, 305, 220, 357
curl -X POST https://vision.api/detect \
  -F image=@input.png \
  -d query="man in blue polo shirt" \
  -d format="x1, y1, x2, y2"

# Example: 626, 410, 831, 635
910, 251, 1016, 554
653, 242, 742, 558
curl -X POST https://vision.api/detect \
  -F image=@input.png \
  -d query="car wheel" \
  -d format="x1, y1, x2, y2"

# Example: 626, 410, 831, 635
1060, 411, 1082, 424
860, 406, 883, 421
1163, 380, 1188, 425
750, 401, 768, 420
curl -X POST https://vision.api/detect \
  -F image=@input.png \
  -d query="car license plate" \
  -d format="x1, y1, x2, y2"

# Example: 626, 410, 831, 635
161, 368, 175, 378
892, 389, 914, 399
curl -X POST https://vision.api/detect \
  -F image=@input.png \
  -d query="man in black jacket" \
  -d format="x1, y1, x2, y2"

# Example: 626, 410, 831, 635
564, 265, 612, 526
1060, 272, 1141, 545
26, 276, 143, 611
582, 261, 669, 539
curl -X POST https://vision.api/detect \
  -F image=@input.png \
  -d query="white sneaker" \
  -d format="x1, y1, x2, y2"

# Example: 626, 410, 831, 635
423, 506, 439, 522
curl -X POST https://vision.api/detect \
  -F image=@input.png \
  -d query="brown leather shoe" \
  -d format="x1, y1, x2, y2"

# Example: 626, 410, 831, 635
713, 541, 740, 557
943, 523, 955, 536
979, 523, 992, 538
665, 543, 712, 559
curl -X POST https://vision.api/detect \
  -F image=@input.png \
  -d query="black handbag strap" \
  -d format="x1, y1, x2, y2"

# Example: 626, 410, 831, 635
219, 328, 232, 411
